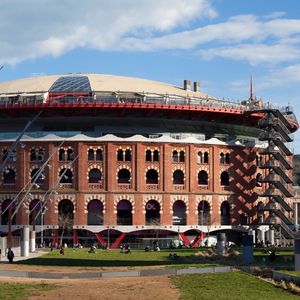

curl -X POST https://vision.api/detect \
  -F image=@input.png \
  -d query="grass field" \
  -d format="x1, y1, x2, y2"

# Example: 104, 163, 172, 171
0, 282, 56, 300
5, 247, 299, 299
16, 246, 295, 269
170, 271, 300, 300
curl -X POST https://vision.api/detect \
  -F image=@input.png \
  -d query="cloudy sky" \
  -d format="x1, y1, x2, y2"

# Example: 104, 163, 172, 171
1, 0, 300, 150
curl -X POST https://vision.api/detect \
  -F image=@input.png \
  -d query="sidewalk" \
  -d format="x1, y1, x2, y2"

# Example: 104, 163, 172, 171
0, 251, 46, 263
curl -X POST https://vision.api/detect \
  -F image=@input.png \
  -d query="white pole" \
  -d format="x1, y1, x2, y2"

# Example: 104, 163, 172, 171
41, 212, 44, 246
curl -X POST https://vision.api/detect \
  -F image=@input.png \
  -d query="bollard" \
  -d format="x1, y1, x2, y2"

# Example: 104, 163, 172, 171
243, 235, 254, 264
217, 233, 225, 254
21, 227, 29, 257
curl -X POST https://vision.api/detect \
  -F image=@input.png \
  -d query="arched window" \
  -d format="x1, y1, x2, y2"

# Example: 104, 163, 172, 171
172, 200, 186, 225
198, 201, 210, 225
67, 149, 73, 161
145, 200, 160, 224
125, 149, 131, 161
257, 202, 264, 225
37, 148, 44, 161
179, 151, 185, 163
240, 213, 248, 225
58, 199, 74, 243
221, 201, 230, 225
146, 169, 158, 184
87, 200, 103, 225
29, 200, 43, 225
197, 151, 202, 163
117, 149, 123, 161
31, 168, 44, 184
3, 169, 15, 184
30, 149, 37, 161
118, 169, 130, 184
198, 171, 208, 185
172, 151, 178, 163
173, 170, 184, 185
59, 169, 73, 184
220, 153, 224, 164
88, 168, 102, 183
146, 150, 151, 162
204, 152, 209, 163
220, 171, 229, 186
225, 153, 230, 164
256, 173, 262, 187
59, 149, 65, 161
117, 200, 132, 225
96, 149, 103, 161
88, 149, 94, 161
153, 150, 159, 162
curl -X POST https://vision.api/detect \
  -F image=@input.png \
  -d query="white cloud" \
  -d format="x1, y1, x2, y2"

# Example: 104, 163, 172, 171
198, 44, 300, 65
0, 0, 216, 65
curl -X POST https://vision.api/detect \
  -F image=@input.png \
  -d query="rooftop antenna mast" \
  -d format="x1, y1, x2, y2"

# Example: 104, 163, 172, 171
250, 71, 253, 101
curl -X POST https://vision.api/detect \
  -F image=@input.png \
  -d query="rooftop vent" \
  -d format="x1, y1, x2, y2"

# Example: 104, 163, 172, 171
194, 82, 200, 92
184, 80, 191, 91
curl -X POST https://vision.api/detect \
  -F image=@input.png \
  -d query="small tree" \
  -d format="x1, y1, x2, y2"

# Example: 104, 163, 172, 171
146, 218, 161, 246
58, 212, 73, 246
203, 214, 218, 244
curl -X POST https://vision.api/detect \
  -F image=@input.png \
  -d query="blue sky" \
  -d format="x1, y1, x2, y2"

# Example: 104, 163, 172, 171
1, 0, 300, 151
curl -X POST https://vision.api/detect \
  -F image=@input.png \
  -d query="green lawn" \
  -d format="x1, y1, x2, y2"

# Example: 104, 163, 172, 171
0, 282, 56, 300
16, 247, 296, 269
17, 247, 219, 269
171, 271, 300, 300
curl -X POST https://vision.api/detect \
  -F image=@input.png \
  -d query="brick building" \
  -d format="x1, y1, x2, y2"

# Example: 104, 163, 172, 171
0, 74, 297, 248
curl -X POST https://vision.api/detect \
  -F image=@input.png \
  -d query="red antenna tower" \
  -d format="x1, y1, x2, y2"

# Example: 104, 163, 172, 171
250, 71, 253, 100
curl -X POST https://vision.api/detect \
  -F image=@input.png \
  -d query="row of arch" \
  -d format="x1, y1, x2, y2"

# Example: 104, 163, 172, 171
1, 167, 231, 186
0, 198, 232, 226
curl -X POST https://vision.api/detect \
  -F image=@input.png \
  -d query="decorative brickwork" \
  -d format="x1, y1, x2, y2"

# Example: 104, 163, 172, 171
170, 195, 189, 214
84, 194, 106, 213
142, 195, 163, 214
55, 194, 77, 213
195, 195, 213, 214
114, 194, 135, 214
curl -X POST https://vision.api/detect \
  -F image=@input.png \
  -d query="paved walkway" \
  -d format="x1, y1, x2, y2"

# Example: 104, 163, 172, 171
0, 251, 46, 264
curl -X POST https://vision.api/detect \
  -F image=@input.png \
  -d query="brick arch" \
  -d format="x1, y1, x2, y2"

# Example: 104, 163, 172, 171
145, 165, 160, 180
116, 146, 132, 153
23, 196, 44, 214
0, 195, 18, 213
170, 195, 189, 214
55, 195, 76, 213
1, 165, 17, 180
57, 164, 74, 176
197, 148, 210, 154
195, 196, 212, 214
84, 195, 106, 214
143, 195, 163, 214
28, 165, 43, 177
87, 165, 103, 179
87, 146, 103, 154
197, 166, 210, 179
171, 166, 186, 180
144, 147, 160, 152
114, 195, 135, 214
218, 196, 234, 215
116, 165, 132, 180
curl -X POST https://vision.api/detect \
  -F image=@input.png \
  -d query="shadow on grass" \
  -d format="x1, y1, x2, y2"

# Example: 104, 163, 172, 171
17, 257, 199, 268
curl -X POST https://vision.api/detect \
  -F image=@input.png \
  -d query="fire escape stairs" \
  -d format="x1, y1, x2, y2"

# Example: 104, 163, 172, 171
257, 108, 295, 240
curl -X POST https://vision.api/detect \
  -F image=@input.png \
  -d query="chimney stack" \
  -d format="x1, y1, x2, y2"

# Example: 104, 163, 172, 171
184, 80, 191, 91
193, 82, 200, 92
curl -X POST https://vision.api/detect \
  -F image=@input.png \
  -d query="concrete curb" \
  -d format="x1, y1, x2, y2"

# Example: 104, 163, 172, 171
0, 266, 230, 279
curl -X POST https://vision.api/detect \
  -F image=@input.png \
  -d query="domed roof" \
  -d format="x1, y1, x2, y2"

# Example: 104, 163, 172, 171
0, 73, 215, 99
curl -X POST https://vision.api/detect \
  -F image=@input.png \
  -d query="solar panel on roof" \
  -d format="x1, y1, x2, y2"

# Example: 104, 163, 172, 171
49, 76, 91, 93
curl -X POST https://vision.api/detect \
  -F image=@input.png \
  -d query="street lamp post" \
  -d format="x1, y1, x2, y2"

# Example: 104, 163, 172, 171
41, 209, 44, 246
201, 196, 205, 247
